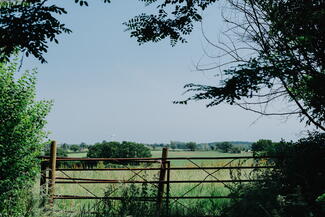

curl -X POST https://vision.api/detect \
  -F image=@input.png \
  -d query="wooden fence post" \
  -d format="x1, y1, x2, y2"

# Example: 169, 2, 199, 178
166, 161, 171, 216
157, 147, 168, 215
40, 160, 47, 206
48, 140, 57, 207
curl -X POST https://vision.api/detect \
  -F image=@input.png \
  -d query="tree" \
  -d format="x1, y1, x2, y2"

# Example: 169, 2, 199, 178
80, 142, 88, 149
170, 142, 177, 150
125, 2, 325, 216
186, 142, 197, 151
0, 0, 110, 63
2, 1, 324, 131
61, 143, 69, 151
70, 144, 81, 152
125, 0, 325, 131
87, 141, 152, 159
170, 141, 187, 149
1, 0, 210, 62
0, 0, 70, 63
251, 139, 273, 154
216, 142, 233, 153
229, 146, 241, 153
0, 59, 52, 216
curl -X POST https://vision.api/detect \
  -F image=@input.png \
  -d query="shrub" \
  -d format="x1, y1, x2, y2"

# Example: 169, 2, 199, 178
221, 132, 325, 217
0, 60, 52, 216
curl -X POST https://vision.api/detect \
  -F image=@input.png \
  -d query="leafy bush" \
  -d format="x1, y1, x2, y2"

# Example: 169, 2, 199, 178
0, 60, 52, 216
221, 132, 325, 217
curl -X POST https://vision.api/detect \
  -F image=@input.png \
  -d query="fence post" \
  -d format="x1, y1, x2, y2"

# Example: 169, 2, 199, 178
48, 140, 57, 207
157, 147, 168, 215
166, 161, 171, 216
40, 160, 47, 206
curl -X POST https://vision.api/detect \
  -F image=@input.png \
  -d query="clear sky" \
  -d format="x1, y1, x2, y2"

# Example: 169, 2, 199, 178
22, 0, 312, 144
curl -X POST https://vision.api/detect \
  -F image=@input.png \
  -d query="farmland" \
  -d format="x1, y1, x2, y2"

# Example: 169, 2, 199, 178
52, 150, 253, 215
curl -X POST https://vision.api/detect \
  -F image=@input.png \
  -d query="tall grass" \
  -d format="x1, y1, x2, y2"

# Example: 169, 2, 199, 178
75, 183, 229, 217
51, 152, 253, 216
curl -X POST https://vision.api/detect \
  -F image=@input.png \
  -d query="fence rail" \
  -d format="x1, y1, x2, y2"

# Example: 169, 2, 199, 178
40, 141, 278, 215
41, 156, 280, 161
55, 165, 274, 171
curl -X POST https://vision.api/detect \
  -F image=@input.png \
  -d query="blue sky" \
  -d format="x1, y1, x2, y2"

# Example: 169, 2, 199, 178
22, 0, 311, 144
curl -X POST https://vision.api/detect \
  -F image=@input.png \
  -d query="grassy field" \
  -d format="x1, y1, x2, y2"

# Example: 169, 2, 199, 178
67, 152, 87, 158
67, 150, 251, 166
53, 150, 253, 215
151, 150, 251, 166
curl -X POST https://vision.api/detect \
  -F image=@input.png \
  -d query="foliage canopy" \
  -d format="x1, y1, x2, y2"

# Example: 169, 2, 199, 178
0, 0, 110, 63
173, 0, 325, 131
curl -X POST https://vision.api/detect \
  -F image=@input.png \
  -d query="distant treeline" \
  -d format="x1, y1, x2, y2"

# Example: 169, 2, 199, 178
44, 140, 253, 156
42, 139, 282, 168
43, 139, 288, 158
148, 141, 252, 152
43, 142, 90, 155
44, 141, 152, 168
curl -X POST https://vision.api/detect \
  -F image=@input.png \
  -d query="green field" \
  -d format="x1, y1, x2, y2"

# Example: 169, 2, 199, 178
67, 150, 250, 166
151, 150, 251, 166
67, 152, 87, 158
54, 150, 253, 214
